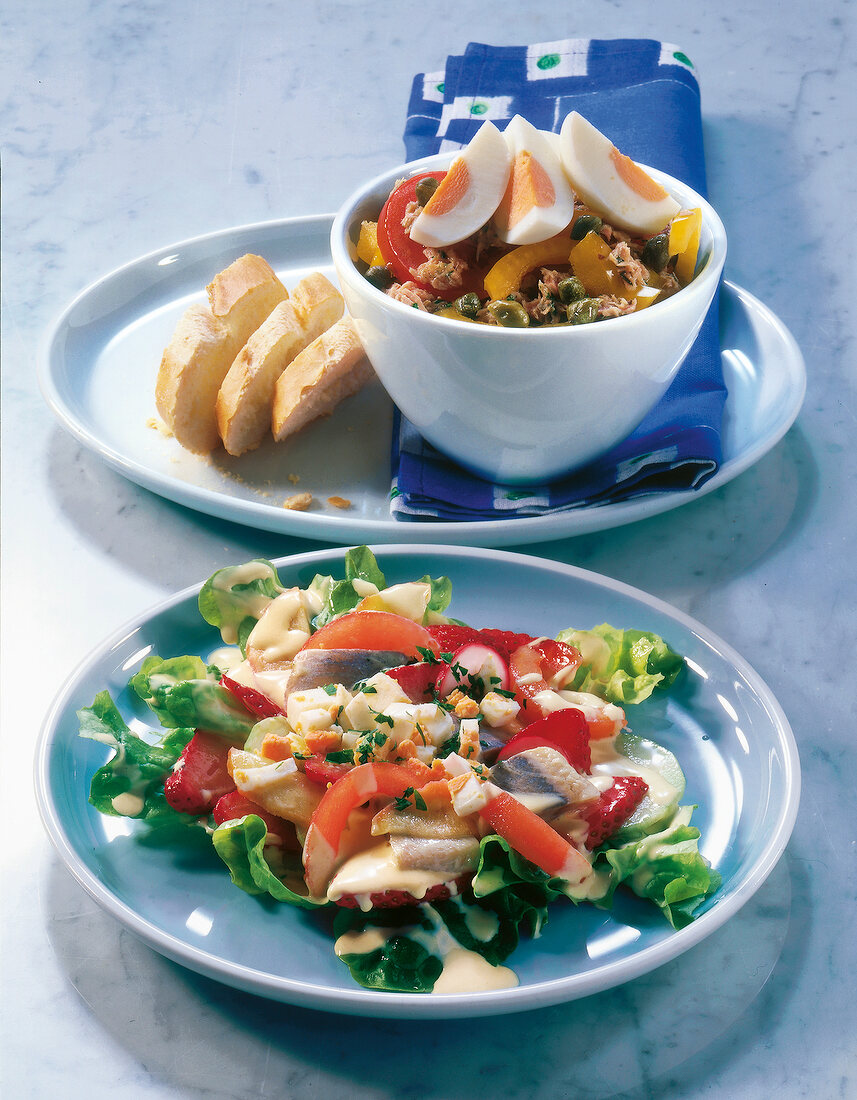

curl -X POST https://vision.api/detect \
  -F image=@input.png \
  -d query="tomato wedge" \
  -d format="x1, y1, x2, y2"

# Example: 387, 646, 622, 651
302, 760, 434, 896
479, 791, 591, 884
495, 708, 591, 772
299, 610, 441, 661
377, 171, 484, 300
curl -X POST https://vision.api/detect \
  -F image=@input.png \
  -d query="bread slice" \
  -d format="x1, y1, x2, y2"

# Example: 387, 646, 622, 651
155, 254, 287, 453
271, 316, 374, 442
216, 273, 344, 456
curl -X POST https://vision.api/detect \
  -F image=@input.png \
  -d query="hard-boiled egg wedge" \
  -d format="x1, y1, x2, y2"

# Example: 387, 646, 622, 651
559, 111, 680, 236
409, 121, 512, 247
493, 115, 575, 246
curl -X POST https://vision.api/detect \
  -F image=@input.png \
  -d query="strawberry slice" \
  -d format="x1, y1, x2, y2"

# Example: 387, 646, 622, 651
496, 708, 591, 772
581, 776, 649, 848
164, 730, 235, 815
427, 624, 536, 662
213, 790, 300, 849
384, 661, 447, 702
333, 875, 471, 909
219, 674, 284, 718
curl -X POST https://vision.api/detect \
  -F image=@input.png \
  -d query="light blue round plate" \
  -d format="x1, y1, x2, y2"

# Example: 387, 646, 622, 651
35, 546, 800, 1018
38, 217, 805, 546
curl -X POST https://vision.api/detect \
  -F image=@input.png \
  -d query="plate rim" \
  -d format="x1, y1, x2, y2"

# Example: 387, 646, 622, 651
34, 543, 801, 1018
37, 215, 806, 547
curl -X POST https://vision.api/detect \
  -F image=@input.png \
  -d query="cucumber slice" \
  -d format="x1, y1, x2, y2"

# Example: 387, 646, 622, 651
598, 731, 686, 843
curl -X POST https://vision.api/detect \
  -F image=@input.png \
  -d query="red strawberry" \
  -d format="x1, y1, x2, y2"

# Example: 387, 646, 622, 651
581, 776, 649, 848
164, 730, 235, 815
333, 875, 471, 910
219, 674, 283, 718
427, 624, 536, 663
213, 790, 300, 850
384, 660, 447, 702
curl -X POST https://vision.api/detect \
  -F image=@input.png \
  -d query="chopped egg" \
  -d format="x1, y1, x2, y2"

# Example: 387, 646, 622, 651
493, 115, 575, 246
409, 121, 512, 247
559, 111, 680, 236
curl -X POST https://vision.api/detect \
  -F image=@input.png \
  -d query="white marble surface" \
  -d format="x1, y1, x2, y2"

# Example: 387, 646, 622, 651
2, 2, 855, 1097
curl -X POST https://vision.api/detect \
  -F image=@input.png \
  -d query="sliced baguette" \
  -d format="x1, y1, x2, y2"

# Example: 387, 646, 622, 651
155, 254, 287, 453
216, 273, 344, 456
271, 316, 375, 442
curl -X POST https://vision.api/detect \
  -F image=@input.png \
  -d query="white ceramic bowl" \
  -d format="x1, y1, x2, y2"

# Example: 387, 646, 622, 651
331, 153, 727, 485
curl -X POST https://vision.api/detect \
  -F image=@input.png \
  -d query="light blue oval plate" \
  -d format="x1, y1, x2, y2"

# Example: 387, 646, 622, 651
38, 217, 805, 546
35, 546, 800, 1018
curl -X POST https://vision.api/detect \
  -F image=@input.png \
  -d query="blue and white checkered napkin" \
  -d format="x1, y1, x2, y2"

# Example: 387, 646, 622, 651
390, 39, 725, 522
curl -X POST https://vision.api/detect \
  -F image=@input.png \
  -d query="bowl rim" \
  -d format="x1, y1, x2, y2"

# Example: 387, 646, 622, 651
330, 151, 727, 337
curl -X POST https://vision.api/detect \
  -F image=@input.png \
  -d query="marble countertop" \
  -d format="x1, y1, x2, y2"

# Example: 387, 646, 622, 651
3, 2, 855, 1097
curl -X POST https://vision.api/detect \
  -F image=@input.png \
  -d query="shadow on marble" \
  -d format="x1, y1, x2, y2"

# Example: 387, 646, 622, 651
45, 420, 817, 604
44, 853, 798, 1100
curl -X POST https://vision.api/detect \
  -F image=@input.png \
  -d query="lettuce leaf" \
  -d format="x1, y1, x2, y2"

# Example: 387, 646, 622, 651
556, 623, 684, 704
332, 907, 443, 992
129, 655, 255, 738
420, 572, 453, 619
211, 814, 324, 909
78, 690, 194, 824
311, 545, 387, 629
198, 559, 283, 651
597, 806, 721, 928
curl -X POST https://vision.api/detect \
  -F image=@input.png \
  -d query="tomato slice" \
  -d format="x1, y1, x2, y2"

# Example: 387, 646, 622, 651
303, 754, 353, 788
299, 610, 441, 661
478, 790, 591, 884
495, 708, 591, 772
302, 760, 434, 896
376, 171, 484, 300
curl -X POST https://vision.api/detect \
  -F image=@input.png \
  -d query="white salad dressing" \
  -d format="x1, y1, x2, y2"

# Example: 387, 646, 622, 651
432, 949, 518, 994
246, 588, 312, 663
213, 561, 282, 643
590, 736, 679, 807
327, 842, 453, 910
208, 645, 244, 671
111, 791, 145, 816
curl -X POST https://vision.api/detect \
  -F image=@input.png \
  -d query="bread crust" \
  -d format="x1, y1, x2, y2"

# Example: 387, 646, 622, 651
271, 316, 375, 442
155, 254, 287, 453
216, 273, 345, 456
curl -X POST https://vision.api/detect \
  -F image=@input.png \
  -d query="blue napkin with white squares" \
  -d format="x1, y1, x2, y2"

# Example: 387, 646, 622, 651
390, 39, 725, 522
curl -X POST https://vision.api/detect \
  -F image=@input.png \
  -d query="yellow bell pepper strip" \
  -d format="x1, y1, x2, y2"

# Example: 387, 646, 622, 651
483, 234, 573, 300
633, 286, 661, 311
570, 231, 642, 301
668, 208, 702, 284
356, 220, 385, 267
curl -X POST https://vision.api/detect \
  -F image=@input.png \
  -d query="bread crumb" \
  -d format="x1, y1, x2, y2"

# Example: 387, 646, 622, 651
284, 492, 313, 511
147, 416, 173, 438
327, 495, 352, 510
288, 473, 301, 485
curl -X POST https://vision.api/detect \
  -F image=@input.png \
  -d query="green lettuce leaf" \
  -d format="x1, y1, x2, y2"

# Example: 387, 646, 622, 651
556, 623, 684, 704
420, 572, 453, 618
597, 806, 721, 928
332, 907, 443, 992
78, 690, 194, 824
130, 655, 255, 737
211, 814, 324, 909
198, 559, 283, 651
311, 545, 387, 629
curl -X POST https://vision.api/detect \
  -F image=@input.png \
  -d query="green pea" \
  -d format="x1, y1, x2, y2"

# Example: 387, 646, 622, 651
415, 176, 440, 206
453, 292, 482, 319
571, 214, 603, 241
567, 298, 600, 325
365, 265, 394, 290
487, 300, 530, 327
557, 276, 587, 304
641, 232, 670, 273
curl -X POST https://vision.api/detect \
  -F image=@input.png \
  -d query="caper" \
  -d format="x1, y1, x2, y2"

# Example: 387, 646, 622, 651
487, 300, 530, 327
567, 298, 600, 325
570, 213, 603, 240
453, 291, 482, 318
415, 176, 440, 206
641, 232, 670, 273
364, 264, 393, 290
557, 276, 587, 304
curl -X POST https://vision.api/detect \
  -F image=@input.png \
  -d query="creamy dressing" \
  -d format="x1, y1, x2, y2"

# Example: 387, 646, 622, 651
246, 589, 311, 663
213, 561, 282, 643
327, 841, 454, 911
111, 791, 145, 816
590, 736, 679, 807
208, 645, 244, 671
432, 948, 518, 994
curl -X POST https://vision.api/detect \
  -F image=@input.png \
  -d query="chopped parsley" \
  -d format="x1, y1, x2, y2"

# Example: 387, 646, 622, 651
393, 787, 427, 812
325, 749, 354, 764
